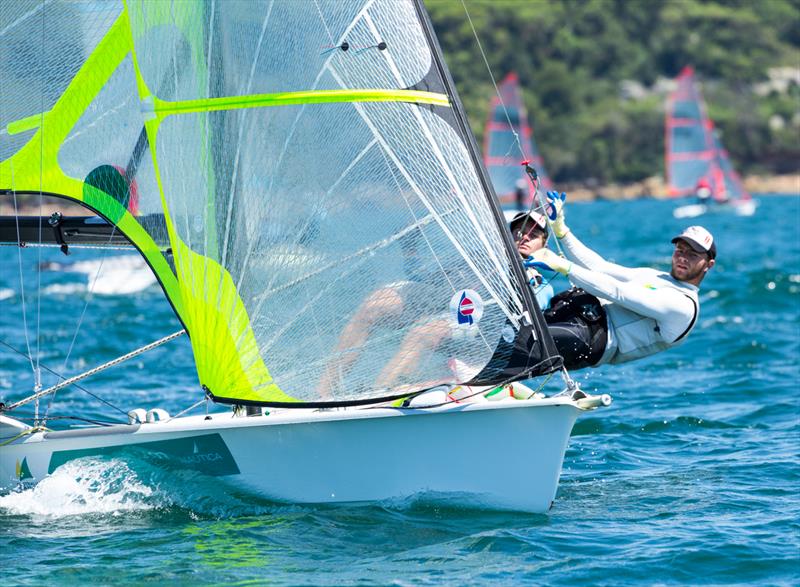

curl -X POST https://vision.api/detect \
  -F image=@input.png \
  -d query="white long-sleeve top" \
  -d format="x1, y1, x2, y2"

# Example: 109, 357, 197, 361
559, 232, 699, 365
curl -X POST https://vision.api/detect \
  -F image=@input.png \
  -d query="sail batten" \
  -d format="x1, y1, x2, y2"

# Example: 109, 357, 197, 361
150, 90, 449, 117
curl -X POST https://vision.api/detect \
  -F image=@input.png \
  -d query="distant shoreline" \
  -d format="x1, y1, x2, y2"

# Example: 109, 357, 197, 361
1, 173, 798, 214
562, 173, 800, 202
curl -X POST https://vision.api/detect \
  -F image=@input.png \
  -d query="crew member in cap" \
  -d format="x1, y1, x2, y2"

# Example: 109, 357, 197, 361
529, 191, 715, 369
509, 210, 554, 310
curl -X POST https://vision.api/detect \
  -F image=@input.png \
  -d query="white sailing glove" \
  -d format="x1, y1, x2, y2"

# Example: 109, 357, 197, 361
531, 248, 572, 276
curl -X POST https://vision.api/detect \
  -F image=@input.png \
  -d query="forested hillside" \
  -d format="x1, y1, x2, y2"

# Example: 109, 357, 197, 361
426, 0, 800, 186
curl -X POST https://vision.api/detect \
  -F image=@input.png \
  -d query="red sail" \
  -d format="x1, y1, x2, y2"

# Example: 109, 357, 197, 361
483, 72, 553, 210
665, 66, 750, 202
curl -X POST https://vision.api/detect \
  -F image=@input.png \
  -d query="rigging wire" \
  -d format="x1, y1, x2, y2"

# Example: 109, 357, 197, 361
460, 0, 525, 161
7, 414, 125, 427
10, 192, 36, 378
171, 397, 208, 420
50, 197, 135, 415
33, 0, 49, 421
2, 330, 187, 414
459, 0, 566, 259
0, 338, 128, 417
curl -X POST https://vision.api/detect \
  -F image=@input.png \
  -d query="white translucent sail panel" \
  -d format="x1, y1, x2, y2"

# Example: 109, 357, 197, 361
129, 0, 533, 403
0, 1, 120, 163
1, 2, 169, 252
157, 103, 526, 401
57, 56, 167, 244
131, 0, 432, 100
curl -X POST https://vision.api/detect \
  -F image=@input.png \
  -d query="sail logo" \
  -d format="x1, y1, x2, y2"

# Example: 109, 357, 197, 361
450, 289, 483, 328
15, 457, 33, 481
459, 295, 474, 323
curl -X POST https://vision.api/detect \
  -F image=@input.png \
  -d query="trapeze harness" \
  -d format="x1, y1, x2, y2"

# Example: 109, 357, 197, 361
545, 286, 698, 370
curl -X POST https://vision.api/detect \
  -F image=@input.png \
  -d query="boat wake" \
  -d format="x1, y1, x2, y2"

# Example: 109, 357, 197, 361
0, 455, 282, 522
0, 458, 158, 518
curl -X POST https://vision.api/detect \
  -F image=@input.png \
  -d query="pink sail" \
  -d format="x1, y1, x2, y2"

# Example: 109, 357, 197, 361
665, 66, 751, 202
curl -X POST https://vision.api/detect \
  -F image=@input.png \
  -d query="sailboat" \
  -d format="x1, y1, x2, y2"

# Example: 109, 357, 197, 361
0, 0, 609, 512
665, 66, 756, 219
482, 72, 553, 219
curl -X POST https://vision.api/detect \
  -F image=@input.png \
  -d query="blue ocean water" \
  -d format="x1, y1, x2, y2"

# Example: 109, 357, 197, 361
1, 196, 798, 585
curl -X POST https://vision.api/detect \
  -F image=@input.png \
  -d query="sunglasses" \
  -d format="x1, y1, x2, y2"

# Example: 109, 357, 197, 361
513, 228, 546, 241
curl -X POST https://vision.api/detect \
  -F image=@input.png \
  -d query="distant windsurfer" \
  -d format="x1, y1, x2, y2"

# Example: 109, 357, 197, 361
531, 191, 715, 370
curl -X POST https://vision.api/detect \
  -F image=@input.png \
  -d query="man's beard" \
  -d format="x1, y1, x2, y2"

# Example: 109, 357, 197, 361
671, 263, 704, 282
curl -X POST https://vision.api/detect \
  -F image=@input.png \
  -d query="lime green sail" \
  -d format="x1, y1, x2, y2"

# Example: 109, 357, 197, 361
124, 0, 449, 404
3, 1, 554, 406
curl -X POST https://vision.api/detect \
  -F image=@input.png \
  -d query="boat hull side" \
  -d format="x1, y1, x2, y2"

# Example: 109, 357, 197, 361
0, 401, 580, 512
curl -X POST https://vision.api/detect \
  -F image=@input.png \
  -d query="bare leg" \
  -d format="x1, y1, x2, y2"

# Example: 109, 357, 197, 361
377, 318, 451, 389
318, 287, 405, 397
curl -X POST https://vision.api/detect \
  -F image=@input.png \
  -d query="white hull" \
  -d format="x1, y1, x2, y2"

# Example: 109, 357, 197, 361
673, 199, 757, 219
0, 393, 606, 512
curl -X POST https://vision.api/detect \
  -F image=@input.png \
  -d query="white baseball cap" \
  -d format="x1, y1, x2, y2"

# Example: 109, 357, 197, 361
671, 225, 716, 259
510, 211, 548, 233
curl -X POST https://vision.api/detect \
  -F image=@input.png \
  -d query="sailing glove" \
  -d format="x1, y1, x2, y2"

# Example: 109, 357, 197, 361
531, 248, 572, 276
546, 191, 570, 238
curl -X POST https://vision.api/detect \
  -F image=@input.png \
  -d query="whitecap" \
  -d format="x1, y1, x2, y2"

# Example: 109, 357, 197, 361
44, 256, 157, 296
43, 283, 87, 296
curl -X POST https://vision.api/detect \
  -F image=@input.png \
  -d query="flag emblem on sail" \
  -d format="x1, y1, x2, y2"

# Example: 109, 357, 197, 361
451, 289, 483, 327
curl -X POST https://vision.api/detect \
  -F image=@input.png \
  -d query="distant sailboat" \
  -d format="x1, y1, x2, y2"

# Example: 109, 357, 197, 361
665, 66, 756, 218
483, 73, 553, 217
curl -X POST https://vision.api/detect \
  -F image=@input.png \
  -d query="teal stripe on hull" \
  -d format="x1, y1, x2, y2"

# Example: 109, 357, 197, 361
48, 433, 240, 476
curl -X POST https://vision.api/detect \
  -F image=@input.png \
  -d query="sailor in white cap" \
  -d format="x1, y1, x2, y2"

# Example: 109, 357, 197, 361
529, 192, 715, 369
508, 210, 554, 310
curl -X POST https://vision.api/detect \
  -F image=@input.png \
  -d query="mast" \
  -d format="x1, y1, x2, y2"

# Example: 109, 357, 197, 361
412, 0, 560, 370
